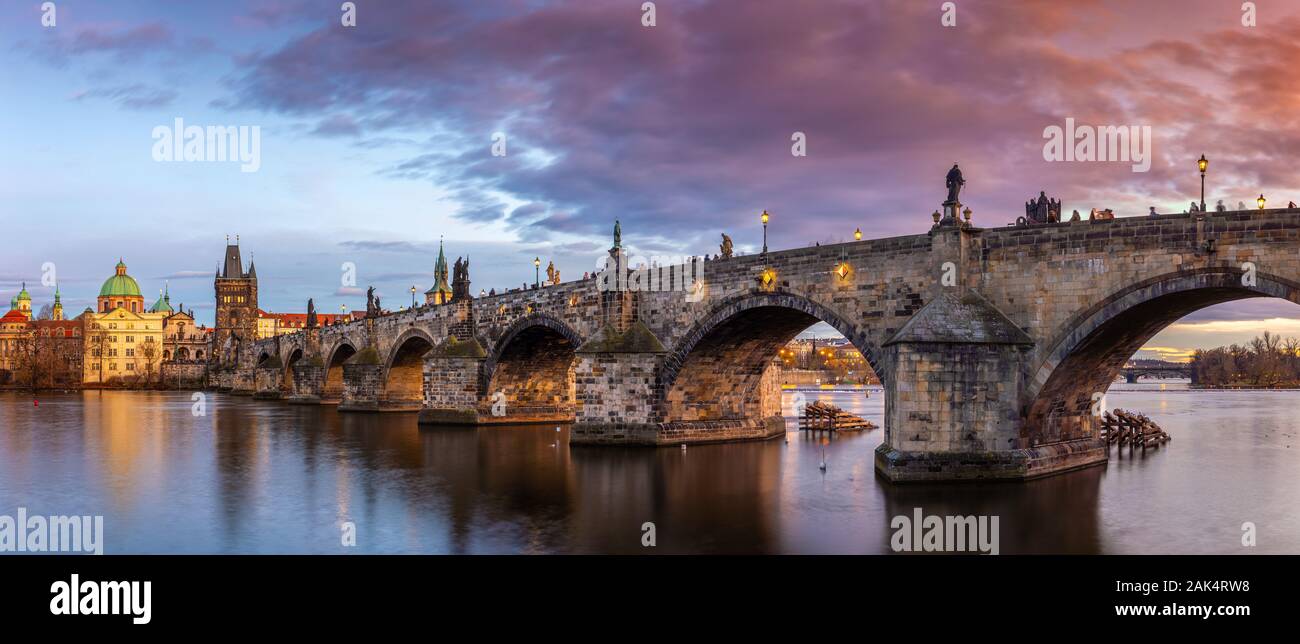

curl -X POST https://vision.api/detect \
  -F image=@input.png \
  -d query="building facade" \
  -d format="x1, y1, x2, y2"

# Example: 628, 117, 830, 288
0, 285, 83, 387
83, 260, 167, 385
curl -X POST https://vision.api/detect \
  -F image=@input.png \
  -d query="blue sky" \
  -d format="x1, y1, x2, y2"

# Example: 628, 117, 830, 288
2, 0, 1299, 358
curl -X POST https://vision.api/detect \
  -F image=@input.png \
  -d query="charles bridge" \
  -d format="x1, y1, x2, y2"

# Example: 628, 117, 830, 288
215, 186, 1300, 482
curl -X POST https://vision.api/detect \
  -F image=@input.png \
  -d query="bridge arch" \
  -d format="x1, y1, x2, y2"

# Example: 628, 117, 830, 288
383, 327, 437, 408
282, 346, 303, 393
482, 313, 582, 422
658, 291, 880, 423
323, 340, 357, 403
1024, 267, 1300, 444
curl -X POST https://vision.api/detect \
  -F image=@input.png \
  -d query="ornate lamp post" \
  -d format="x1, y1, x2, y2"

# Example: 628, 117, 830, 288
1198, 154, 1208, 212
1258, 194, 1267, 210
854, 227, 862, 241
409, 285, 417, 308
534, 257, 541, 288
760, 209, 770, 254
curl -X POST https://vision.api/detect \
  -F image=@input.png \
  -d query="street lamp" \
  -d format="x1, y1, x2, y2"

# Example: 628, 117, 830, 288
1198, 154, 1208, 212
1258, 194, 1267, 210
534, 257, 541, 288
760, 209, 770, 254
853, 227, 862, 241
409, 285, 417, 308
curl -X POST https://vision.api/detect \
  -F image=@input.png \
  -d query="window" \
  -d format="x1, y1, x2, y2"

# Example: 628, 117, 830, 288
126, 336, 134, 343
126, 363, 134, 371
109, 363, 117, 371
126, 348, 134, 357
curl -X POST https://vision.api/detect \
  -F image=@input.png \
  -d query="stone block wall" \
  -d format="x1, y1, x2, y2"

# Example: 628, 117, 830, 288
253, 366, 282, 400
571, 352, 663, 443
290, 362, 324, 403
339, 362, 383, 411
160, 362, 206, 389
419, 355, 483, 424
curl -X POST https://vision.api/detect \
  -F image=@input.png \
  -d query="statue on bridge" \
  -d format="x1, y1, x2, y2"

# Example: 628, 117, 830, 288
366, 286, 376, 318
719, 233, 734, 259
1023, 191, 1061, 224
452, 256, 471, 301
306, 298, 317, 329
945, 163, 965, 204
545, 260, 557, 286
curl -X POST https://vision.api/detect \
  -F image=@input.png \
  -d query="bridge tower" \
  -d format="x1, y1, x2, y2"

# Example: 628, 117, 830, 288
213, 237, 258, 392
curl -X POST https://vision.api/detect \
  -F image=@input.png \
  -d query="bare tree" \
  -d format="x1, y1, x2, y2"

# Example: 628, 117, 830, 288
138, 337, 161, 385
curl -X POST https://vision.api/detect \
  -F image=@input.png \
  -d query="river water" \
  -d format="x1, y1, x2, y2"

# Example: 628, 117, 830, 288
1, 383, 1296, 554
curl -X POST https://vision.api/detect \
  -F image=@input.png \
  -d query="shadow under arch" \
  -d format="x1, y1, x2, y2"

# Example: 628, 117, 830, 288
658, 290, 881, 424
1024, 267, 1300, 443
322, 340, 357, 403
481, 313, 582, 423
383, 327, 437, 409
282, 347, 303, 392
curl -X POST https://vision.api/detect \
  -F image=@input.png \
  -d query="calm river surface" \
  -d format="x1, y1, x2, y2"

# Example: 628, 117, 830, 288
2, 384, 1297, 554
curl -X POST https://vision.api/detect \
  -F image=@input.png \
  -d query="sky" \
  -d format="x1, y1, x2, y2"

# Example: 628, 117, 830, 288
2, 0, 1299, 360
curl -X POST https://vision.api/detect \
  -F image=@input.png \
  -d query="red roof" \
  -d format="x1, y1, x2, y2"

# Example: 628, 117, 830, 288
259, 310, 363, 327
1, 309, 28, 323
30, 320, 80, 337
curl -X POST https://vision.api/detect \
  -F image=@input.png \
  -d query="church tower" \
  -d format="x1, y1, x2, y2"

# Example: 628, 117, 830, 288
213, 237, 258, 365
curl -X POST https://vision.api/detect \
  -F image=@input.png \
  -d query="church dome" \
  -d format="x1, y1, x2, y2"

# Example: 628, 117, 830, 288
99, 260, 142, 297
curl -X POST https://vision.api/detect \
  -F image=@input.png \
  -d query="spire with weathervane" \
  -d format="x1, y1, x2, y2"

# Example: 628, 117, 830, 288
424, 237, 453, 305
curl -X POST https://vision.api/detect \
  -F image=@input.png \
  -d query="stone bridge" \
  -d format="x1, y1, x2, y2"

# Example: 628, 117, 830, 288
223, 203, 1300, 482
1121, 362, 1192, 383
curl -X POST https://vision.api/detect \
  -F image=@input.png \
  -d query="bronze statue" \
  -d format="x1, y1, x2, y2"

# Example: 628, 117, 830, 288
719, 233, 734, 259
306, 298, 317, 328
545, 261, 557, 285
613, 220, 622, 250
366, 286, 376, 317
945, 163, 965, 203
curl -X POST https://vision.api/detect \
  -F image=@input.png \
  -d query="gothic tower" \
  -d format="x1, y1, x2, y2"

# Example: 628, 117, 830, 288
213, 237, 258, 365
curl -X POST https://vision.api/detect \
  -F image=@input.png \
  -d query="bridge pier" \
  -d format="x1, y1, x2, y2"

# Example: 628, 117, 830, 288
231, 367, 256, 396
253, 360, 283, 400
338, 348, 384, 412
287, 358, 325, 404
417, 337, 486, 424
873, 292, 1107, 481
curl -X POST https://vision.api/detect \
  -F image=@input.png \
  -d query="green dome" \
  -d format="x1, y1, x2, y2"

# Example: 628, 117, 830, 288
100, 275, 141, 297
150, 290, 173, 314
99, 260, 142, 298
17, 283, 30, 301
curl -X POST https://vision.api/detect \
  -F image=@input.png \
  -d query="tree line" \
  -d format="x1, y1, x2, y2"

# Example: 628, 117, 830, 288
1188, 331, 1300, 387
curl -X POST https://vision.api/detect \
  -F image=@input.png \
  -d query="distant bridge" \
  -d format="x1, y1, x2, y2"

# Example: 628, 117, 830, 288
1121, 361, 1191, 383
219, 198, 1300, 482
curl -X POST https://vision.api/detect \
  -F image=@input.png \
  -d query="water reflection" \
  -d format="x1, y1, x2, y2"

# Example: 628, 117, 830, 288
1, 384, 1298, 554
